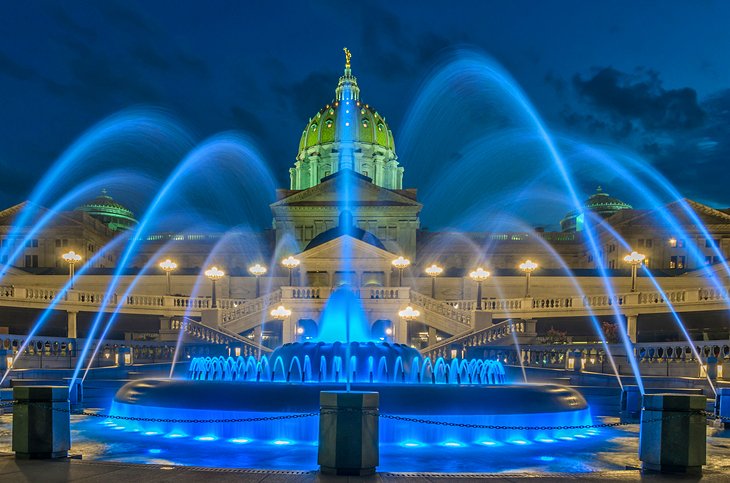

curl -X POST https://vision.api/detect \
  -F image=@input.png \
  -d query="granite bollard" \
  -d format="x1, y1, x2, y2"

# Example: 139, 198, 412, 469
12, 386, 70, 459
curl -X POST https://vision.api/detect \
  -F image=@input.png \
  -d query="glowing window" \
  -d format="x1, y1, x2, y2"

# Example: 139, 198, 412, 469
325, 119, 333, 128
362, 119, 369, 128
310, 123, 317, 131
377, 123, 384, 132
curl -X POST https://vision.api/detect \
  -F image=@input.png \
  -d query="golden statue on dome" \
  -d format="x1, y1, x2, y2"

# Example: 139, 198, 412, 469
343, 47, 351, 69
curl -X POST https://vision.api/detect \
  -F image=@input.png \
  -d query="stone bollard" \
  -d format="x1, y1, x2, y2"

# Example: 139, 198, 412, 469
619, 385, 642, 423
12, 386, 70, 459
318, 391, 379, 476
639, 394, 706, 475
715, 387, 730, 429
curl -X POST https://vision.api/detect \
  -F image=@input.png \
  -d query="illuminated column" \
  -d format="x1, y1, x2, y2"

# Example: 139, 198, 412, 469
66, 311, 77, 339
627, 314, 638, 343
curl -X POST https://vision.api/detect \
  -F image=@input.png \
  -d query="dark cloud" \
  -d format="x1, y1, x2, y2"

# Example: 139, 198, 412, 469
572, 67, 705, 131
0, 52, 38, 81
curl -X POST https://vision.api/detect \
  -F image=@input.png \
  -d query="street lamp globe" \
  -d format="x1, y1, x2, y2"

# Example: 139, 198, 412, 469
518, 260, 538, 273
392, 256, 411, 271
425, 264, 443, 298
270, 305, 292, 320
469, 267, 490, 282
623, 251, 646, 266
398, 306, 420, 321
62, 251, 82, 289
248, 263, 267, 277
204, 266, 225, 281
281, 256, 300, 286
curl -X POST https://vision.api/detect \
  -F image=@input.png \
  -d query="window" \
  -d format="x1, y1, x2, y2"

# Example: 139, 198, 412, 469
24, 255, 38, 268
25, 239, 38, 248
670, 256, 677, 269
638, 239, 644, 248
646, 239, 653, 248
706, 256, 712, 266
705, 238, 719, 248
55, 239, 61, 247
668, 238, 677, 248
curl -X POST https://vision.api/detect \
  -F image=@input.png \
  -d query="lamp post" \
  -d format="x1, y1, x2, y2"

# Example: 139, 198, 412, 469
518, 259, 538, 298
623, 251, 646, 292
270, 305, 291, 320
159, 259, 177, 296
392, 256, 411, 286
425, 264, 443, 298
469, 267, 490, 310
248, 263, 267, 297
61, 251, 82, 289
281, 256, 300, 286
204, 266, 225, 308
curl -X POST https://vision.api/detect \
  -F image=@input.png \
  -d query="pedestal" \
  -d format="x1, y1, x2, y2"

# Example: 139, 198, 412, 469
639, 394, 706, 474
619, 385, 642, 423
12, 386, 70, 459
318, 391, 379, 476
716, 387, 730, 429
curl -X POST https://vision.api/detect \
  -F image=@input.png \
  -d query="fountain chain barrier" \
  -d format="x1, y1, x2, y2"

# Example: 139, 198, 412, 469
3, 400, 725, 430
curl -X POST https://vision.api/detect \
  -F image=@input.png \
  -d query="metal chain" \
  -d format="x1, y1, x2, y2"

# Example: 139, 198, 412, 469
4, 400, 728, 428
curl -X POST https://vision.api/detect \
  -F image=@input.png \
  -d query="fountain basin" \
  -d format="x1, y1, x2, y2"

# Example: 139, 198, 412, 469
110, 379, 592, 445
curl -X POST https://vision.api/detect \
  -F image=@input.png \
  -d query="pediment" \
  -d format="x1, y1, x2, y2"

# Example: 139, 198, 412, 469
271, 171, 420, 209
299, 234, 394, 261
607, 198, 730, 227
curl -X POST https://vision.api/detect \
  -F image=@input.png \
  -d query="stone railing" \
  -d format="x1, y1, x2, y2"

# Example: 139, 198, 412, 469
423, 318, 536, 359
170, 317, 268, 356
410, 291, 471, 326
221, 290, 282, 323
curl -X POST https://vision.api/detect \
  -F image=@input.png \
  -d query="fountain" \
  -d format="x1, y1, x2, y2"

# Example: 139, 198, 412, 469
110, 288, 592, 446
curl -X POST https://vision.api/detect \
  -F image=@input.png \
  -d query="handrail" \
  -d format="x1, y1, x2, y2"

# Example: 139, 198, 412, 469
409, 291, 472, 326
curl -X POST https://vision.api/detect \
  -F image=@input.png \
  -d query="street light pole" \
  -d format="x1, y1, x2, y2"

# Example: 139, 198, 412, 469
204, 266, 225, 308
62, 251, 82, 290
248, 263, 267, 298
159, 259, 177, 296
425, 264, 443, 298
469, 267, 490, 311
623, 251, 646, 292
392, 256, 411, 287
518, 260, 538, 298
281, 256, 300, 287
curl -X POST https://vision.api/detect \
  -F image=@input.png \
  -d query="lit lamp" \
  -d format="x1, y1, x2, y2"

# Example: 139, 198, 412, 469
270, 305, 291, 320
159, 259, 177, 296
281, 256, 300, 286
61, 251, 82, 289
623, 251, 645, 292
392, 256, 411, 286
248, 263, 267, 297
204, 266, 225, 308
469, 267, 490, 310
518, 260, 538, 298
425, 264, 443, 298
398, 306, 420, 321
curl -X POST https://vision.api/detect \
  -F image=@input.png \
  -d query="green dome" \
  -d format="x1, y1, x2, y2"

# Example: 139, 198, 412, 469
560, 186, 632, 232
290, 50, 403, 191
76, 189, 137, 232
298, 101, 395, 155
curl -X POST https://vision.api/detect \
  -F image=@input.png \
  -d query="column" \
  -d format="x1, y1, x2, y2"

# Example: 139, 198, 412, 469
66, 311, 77, 339
627, 314, 638, 343
427, 326, 438, 346
282, 315, 295, 344
395, 317, 408, 345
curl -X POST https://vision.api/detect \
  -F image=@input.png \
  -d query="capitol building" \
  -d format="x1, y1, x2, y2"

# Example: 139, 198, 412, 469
1, 54, 730, 353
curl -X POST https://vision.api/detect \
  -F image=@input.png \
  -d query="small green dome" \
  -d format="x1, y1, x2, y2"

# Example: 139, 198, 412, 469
560, 186, 632, 232
76, 189, 137, 232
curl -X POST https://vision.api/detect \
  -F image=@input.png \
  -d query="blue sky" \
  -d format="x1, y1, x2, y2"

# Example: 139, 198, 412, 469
1, 1, 729, 228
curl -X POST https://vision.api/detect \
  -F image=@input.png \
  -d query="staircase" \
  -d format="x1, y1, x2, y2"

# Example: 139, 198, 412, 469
219, 290, 282, 334
422, 318, 537, 359
409, 291, 472, 335
171, 316, 270, 356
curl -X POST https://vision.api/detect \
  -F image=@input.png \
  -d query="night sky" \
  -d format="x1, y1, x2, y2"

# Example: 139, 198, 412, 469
1, 1, 729, 229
